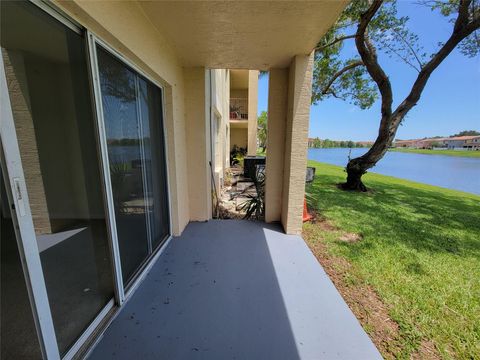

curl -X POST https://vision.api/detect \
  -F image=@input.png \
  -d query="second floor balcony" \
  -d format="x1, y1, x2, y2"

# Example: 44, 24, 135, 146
230, 97, 248, 120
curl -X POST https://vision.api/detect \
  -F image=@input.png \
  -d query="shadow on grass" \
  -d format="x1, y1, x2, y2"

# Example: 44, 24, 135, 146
308, 172, 480, 259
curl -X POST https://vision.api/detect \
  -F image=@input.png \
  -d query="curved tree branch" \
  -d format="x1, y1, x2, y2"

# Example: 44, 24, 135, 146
355, 0, 393, 123
393, 0, 480, 126
321, 60, 364, 95
316, 34, 356, 51
456, 0, 472, 32
340, 0, 480, 191
389, 26, 424, 70
381, 38, 422, 72
327, 89, 342, 99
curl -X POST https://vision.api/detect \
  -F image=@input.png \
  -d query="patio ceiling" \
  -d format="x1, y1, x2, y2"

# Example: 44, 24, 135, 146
137, 1, 348, 70
88, 220, 381, 359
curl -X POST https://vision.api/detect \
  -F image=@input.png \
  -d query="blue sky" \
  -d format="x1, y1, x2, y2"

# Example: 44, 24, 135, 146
257, 1, 480, 142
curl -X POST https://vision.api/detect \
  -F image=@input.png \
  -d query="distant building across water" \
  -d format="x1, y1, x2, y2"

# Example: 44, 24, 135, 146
394, 135, 480, 150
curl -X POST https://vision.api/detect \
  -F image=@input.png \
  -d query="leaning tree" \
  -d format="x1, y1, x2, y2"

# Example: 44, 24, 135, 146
313, 0, 480, 191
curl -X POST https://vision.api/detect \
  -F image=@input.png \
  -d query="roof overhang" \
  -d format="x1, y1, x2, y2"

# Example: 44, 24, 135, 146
138, 1, 348, 69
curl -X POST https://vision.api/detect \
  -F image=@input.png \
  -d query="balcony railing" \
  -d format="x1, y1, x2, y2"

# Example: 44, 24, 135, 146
230, 98, 248, 120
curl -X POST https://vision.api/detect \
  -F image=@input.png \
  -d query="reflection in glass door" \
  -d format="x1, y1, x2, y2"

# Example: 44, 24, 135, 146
138, 78, 170, 250
1, 1, 115, 355
96, 45, 170, 287
1, 166, 42, 359
96, 48, 150, 285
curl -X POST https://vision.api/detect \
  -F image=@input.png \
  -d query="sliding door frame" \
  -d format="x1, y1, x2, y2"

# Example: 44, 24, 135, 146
86, 33, 126, 305
1, 1, 173, 357
1, 13, 117, 358
1, 44, 117, 360
87, 31, 173, 301
0, 49, 61, 360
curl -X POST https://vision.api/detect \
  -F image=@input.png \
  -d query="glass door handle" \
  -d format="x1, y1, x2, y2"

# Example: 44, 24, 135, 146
12, 177, 26, 217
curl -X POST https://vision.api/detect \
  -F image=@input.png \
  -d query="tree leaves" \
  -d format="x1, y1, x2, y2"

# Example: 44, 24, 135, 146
257, 111, 267, 150
317, 0, 480, 189
312, 0, 479, 109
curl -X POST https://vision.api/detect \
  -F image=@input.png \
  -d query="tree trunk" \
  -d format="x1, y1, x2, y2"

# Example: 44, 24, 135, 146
336, 0, 478, 192
341, 116, 395, 191
343, 163, 368, 191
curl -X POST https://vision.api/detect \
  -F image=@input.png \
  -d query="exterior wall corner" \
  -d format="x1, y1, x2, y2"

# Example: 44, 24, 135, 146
281, 52, 314, 234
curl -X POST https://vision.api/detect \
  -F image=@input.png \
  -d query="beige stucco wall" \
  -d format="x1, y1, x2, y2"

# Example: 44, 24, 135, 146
230, 89, 248, 99
53, 0, 190, 235
211, 69, 230, 171
265, 68, 288, 223
230, 128, 248, 150
210, 69, 230, 196
185, 68, 211, 221
281, 53, 314, 234
247, 70, 259, 156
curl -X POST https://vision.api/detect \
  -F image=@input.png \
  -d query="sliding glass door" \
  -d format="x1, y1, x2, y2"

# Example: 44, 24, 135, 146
95, 45, 170, 287
138, 77, 170, 250
1, 1, 170, 357
1, 1, 114, 355
1, 166, 43, 359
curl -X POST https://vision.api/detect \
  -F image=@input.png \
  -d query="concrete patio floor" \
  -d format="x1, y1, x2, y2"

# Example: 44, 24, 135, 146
88, 220, 382, 360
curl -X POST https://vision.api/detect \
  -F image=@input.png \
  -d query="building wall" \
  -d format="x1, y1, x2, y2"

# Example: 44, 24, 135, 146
215, 70, 231, 171
53, 0, 190, 235
230, 128, 248, 150
281, 53, 314, 234
229, 71, 257, 157
225, 73, 231, 170
210, 69, 230, 195
230, 89, 248, 99
46, 2, 317, 237
447, 139, 467, 148
184, 68, 211, 221
247, 70, 259, 156
265, 68, 288, 223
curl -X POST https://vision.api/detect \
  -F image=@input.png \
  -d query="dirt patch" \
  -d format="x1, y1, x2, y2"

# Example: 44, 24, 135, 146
311, 217, 338, 231
411, 340, 442, 360
304, 226, 400, 359
303, 223, 442, 360
339, 232, 363, 243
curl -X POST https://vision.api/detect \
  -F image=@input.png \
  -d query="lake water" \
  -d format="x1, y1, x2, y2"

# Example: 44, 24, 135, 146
308, 148, 480, 195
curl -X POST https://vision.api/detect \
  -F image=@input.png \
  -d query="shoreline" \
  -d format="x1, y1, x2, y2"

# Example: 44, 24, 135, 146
303, 161, 480, 359
388, 148, 480, 158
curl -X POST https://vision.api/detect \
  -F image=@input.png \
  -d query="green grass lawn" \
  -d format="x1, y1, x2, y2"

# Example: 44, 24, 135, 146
390, 148, 480, 158
303, 161, 480, 359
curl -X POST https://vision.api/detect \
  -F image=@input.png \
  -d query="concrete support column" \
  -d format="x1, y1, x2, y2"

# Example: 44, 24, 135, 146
281, 52, 314, 234
184, 67, 211, 221
265, 68, 288, 223
247, 70, 258, 156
